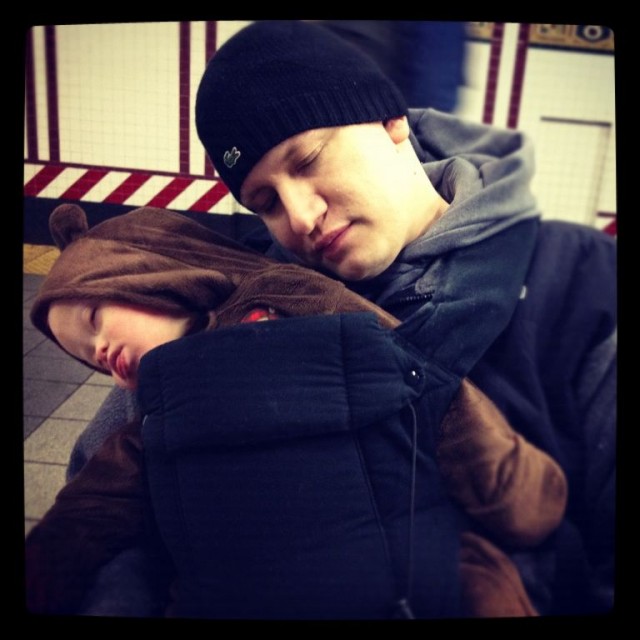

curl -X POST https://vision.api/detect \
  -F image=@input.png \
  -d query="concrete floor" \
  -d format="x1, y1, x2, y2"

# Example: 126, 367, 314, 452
23, 247, 115, 536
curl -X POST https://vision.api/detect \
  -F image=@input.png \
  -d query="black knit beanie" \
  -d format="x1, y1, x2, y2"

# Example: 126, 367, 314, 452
195, 20, 407, 206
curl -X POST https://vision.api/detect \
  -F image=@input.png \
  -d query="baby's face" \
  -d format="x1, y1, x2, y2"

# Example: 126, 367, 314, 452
47, 300, 196, 389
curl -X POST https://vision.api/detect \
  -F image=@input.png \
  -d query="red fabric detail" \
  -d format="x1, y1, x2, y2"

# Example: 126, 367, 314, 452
240, 307, 282, 323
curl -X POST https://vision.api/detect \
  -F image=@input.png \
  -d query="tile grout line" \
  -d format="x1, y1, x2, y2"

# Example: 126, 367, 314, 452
23, 459, 69, 467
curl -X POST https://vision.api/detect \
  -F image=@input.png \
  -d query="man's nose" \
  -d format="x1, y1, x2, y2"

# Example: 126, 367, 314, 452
280, 184, 325, 236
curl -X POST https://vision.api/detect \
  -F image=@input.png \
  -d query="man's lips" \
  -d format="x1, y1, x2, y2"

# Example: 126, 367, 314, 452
313, 225, 350, 259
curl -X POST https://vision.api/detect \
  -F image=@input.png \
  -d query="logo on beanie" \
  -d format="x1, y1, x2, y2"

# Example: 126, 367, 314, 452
223, 146, 241, 168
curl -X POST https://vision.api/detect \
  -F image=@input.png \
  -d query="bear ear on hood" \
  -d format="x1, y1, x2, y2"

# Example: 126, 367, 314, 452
49, 204, 90, 249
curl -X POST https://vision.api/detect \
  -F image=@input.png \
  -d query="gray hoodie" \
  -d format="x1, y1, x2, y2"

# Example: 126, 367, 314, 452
406, 107, 540, 255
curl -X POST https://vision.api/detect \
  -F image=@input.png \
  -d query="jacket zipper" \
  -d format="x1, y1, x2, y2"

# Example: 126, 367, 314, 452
384, 291, 434, 313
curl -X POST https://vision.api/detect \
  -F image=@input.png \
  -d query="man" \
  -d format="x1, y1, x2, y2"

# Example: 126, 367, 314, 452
69, 20, 615, 616
194, 20, 616, 616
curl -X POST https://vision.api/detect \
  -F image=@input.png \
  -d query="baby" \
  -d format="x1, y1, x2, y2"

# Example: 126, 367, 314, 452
26, 204, 567, 618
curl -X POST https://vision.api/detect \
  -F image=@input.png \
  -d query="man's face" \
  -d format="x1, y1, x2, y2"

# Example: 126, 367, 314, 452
48, 300, 196, 390
240, 118, 431, 281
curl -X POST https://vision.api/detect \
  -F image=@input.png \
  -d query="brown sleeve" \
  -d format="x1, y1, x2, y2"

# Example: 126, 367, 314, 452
25, 420, 149, 614
459, 531, 538, 617
437, 379, 568, 548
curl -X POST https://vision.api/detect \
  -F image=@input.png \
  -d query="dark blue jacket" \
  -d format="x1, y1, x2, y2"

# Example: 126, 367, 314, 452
470, 221, 617, 614
260, 211, 616, 615
83, 217, 614, 619
358, 218, 616, 615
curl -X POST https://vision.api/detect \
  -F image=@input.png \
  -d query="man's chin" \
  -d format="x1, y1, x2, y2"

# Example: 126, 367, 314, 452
329, 260, 382, 282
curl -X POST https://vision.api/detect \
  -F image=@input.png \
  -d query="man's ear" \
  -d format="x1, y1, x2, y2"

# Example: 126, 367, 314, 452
384, 116, 410, 144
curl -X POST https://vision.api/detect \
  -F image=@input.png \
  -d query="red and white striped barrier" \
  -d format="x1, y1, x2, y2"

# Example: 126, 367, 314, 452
595, 212, 617, 237
24, 163, 248, 215
24, 162, 616, 236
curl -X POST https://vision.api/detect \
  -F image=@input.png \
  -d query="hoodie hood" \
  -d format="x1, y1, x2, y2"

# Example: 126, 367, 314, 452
403, 108, 540, 259
336, 108, 541, 311
30, 205, 254, 346
346, 109, 541, 376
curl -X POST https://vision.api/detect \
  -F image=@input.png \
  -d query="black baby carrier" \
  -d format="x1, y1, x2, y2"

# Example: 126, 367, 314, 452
139, 313, 466, 619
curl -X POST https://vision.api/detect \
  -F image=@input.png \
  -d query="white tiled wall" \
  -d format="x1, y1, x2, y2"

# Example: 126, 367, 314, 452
56, 23, 182, 172
457, 24, 615, 228
24, 21, 617, 228
518, 47, 616, 223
